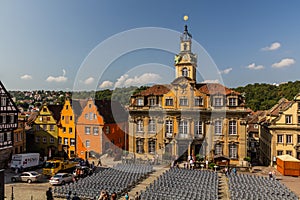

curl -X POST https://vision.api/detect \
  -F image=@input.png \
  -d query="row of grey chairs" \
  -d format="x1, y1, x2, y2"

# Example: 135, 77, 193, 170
53, 164, 154, 199
228, 173, 298, 200
140, 168, 219, 200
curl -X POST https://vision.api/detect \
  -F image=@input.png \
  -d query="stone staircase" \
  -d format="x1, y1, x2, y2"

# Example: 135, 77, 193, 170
118, 166, 169, 200
218, 173, 230, 200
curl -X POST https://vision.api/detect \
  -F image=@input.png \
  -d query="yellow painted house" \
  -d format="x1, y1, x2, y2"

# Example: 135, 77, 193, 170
58, 99, 77, 158
32, 104, 62, 159
259, 94, 300, 166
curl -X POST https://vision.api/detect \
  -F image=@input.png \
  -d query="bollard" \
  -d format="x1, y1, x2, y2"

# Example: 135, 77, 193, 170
11, 186, 13, 200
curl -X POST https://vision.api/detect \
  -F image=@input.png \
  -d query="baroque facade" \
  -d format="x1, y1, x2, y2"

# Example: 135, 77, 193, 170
128, 25, 249, 165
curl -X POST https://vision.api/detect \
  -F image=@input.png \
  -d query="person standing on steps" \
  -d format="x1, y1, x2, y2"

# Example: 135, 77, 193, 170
46, 187, 53, 200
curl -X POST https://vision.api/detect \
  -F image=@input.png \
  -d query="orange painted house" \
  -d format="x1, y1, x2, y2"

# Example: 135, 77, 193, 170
76, 99, 128, 159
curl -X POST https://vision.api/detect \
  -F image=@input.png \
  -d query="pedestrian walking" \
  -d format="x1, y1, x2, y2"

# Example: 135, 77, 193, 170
125, 192, 129, 200
268, 171, 273, 180
46, 187, 54, 200
272, 170, 276, 180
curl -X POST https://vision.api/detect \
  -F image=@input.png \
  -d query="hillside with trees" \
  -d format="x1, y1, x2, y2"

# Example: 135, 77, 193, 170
234, 81, 300, 111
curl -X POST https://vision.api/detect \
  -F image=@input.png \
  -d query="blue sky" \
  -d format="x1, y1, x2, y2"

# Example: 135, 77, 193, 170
0, 0, 299, 91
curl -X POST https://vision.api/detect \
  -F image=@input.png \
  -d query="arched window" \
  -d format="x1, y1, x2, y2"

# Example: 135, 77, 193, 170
182, 68, 188, 77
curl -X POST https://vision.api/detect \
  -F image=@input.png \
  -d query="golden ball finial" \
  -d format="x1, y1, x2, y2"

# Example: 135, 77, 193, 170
183, 15, 189, 21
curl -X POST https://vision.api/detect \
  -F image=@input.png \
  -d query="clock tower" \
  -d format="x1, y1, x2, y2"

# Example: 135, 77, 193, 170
174, 25, 197, 82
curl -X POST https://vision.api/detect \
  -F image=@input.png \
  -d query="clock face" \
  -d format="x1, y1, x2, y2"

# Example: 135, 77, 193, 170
183, 54, 189, 61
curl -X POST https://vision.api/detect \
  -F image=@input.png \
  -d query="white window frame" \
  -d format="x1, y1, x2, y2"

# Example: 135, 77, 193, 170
165, 120, 173, 135
93, 127, 99, 135
136, 140, 144, 153
136, 119, 144, 133
215, 144, 222, 155
165, 98, 173, 106
214, 97, 223, 107
229, 144, 238, 159
179, 97, 188, 106
214, 120, 222, 135
285, 115, 292, 124
85, 126, 91, 135
286, 134, 293, 144
148, 119, 156, 133
179, 120, 188, 135
277, 135, 283, 143
149, 98, 156, 106
137, 98, 144, 106
194, 97, 203, 106
86, 140, 90, 148
229, 120, 237, 135
228, 98, 237, 106
194, 121, 203, 135
64, 138, 68, 145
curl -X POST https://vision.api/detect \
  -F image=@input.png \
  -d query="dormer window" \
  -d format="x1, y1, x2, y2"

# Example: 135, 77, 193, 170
213, 97, 223, 107
228, 98, 237, 106
194, 97, 203, 106
149, 97, 156, 106
165, 97, 173, 106
182, 68, 188, 77
136, 98, 144, 106
179, 97, 188, 106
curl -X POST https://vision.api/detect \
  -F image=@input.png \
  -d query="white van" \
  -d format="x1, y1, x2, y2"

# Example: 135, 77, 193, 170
10, 153, 40, 171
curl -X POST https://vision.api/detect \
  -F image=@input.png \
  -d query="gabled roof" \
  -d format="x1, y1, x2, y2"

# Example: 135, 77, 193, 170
0, 81, 19, 113
47, 105, 63, 122
135, 85, 171, 96
71, 99, 86, 117
197, 83, 240, 95
94, 100, 128, 124
267, 98, 292, 117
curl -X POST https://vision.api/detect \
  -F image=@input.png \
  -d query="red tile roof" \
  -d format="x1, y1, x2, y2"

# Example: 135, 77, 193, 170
197, 83, 240, 95
137, 85, 171, 96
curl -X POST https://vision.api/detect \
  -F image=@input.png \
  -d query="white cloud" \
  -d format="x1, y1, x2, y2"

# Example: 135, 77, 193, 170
114, 73, 161, 88
46, 69, 67, 83
219, 68, 232, 74
83, 77, 94, 85
20, 74, 32, 80
202, 79, 220, 84
99, 80, 114, 89
114, 74, 129, 88
246, 63, 264, 70
272, 58, 295, 68
261, 42, 281, 51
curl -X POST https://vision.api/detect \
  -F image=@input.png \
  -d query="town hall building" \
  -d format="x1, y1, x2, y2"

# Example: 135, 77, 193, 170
128, 25, 249, 166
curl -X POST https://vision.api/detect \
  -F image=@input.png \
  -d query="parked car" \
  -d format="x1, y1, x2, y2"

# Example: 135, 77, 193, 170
49, 173, 73, 185
11, 171, 42, 183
